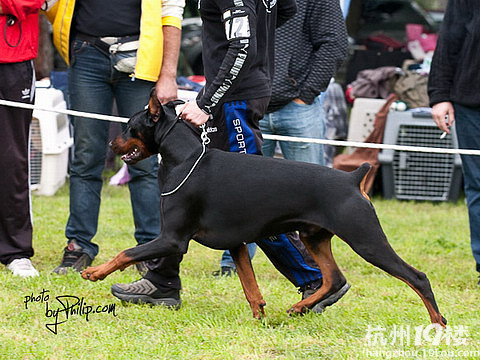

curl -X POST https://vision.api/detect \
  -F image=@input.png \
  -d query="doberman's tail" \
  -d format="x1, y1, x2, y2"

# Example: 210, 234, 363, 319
351, 162, 372, 200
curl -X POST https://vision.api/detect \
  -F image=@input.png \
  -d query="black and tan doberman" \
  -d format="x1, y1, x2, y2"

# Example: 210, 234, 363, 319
81, 95, 446, 326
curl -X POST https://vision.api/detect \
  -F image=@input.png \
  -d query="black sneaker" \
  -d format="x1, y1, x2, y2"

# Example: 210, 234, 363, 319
301, 279, 350, 314
53, 241, 93, 274
212, 266, 236, 277
111, 278, 181, 309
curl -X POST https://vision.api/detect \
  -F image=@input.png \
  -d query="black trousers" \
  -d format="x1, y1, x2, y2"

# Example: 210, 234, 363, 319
0, 61, 35, 265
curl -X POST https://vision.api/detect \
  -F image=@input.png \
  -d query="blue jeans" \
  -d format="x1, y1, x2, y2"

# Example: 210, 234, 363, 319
260, 96, 326, 165
65, 40, 160, 259
453, 103, 480, 272
221, 243, 257, 268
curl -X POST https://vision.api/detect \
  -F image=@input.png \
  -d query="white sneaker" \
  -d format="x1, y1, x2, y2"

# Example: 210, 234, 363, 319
7, 258, 39, 277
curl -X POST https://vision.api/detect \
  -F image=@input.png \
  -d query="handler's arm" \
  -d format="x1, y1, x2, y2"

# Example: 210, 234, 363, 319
428, 0, 469, 107
156, 25, 182, 104
428, 0, 469, 133
155, 0, 185, 104
196, 0, 258, 116
298, 0, 347, 105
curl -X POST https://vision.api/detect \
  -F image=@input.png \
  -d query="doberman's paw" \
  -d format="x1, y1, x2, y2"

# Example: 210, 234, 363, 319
287, 303, 308, 316
251, 300, 266, 319
81, 266, 107, 282
435, 315, 448, 328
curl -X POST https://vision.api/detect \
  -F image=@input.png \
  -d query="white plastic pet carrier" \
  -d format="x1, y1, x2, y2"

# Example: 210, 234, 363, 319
30, 82, 72, 196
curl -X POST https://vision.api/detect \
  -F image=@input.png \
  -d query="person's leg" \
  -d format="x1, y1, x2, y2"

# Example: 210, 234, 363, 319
113, 76, 160, 246
215, 244, 257, 276
208, 99, 264, 273
55, 41, 114, 273
275, 97, 326, 165
111, 75, 183, 301
453, 104, 480, 278
259, 112, 277, 158
256, 233, 322, 287
215, 110, 274, 275
0, 61, 38, 277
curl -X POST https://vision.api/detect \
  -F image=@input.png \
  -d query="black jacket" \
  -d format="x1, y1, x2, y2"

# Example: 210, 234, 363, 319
428, 0, 480, 108
197, 0, 297, 115
267, 0, 348, 113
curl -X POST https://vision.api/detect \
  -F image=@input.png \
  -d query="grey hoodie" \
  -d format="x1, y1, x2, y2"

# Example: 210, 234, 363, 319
267, 0, 348, 113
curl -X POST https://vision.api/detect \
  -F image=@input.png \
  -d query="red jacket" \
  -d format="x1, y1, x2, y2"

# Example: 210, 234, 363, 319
0, 0, 44, 63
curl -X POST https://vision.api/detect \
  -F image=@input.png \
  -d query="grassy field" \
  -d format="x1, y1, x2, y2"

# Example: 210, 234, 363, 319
1, 183, 479, 359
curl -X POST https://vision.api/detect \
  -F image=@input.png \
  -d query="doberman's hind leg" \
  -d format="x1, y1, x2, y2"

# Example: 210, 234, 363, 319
342, 219, 447, 327
288, 228, 348, 314
81, 251, 136, 282
230, 243, 266, 319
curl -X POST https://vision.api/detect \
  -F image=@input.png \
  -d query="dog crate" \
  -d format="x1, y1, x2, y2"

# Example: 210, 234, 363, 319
378, 111, 462, 201
30, 82, 73, 196
346, 98, 387, 153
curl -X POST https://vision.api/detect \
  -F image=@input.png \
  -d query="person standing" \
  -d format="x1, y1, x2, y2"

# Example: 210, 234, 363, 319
428, 0, 480, 284
111, 0, 350, 313
0, 0, 45, 277
261, 0, 347, 165
46, 0, 185, 295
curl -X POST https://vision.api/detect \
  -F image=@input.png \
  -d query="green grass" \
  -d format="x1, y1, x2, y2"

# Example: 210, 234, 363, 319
1, 184, 479, 359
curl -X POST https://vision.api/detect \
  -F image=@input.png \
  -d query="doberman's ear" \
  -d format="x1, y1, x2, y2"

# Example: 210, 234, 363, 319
148, 89, 164, 122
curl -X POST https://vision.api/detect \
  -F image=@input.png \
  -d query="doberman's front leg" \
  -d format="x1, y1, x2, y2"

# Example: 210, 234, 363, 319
82, 251, 135, 281
82, 236, 183, 282
230, 243, 266, 319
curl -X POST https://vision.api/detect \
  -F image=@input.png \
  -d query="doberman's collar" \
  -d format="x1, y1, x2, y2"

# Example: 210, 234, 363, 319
160, 123, 210, 197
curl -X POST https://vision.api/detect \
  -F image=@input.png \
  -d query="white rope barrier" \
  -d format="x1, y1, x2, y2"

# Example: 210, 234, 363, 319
2, 98, 480, 156
0, 99, 129, 123
261, 134, 480, 156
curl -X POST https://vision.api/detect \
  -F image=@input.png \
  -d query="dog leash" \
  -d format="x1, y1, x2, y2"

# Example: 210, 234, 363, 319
161, 123, 210, 197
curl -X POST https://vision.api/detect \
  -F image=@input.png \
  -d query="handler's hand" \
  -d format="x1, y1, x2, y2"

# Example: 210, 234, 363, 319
179, 101, 210, 126
155, 74, 178, 104
431, 101, 455, 134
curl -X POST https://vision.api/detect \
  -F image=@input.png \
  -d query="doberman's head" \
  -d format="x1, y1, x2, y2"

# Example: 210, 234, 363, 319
110, 91, 182, 165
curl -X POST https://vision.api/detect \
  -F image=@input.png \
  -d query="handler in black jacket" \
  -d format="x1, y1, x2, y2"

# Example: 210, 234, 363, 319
428, 0, 480, 284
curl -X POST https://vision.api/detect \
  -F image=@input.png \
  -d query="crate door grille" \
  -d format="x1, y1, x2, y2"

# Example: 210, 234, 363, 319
393, 124, 455, 201
30, 117, 42, 187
